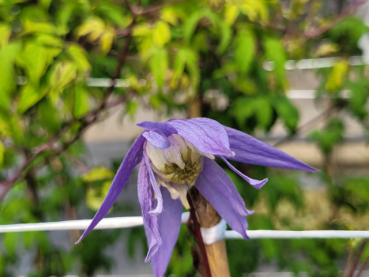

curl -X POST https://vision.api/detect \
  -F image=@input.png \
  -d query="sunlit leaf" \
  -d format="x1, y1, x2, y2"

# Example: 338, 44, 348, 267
239, 0, 269, 23
82, 166, 114, 182
100, 25, 116, 55
153, 21, 171, 47
224, 4, 239, 26
325, 59, 349, 92
66, 44, 91, 71
21, 20, 57, 35
0, 141, 4, 167
315, 42, 339, 57
0, 24, 11, 47
150, 47, 168, 89
75, 17, 105, 42
48, 61, 77, 92
86, 181, 111, 211
160, 8, 178, 25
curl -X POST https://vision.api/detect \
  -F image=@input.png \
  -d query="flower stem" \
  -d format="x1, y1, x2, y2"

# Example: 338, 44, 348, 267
187, 194, 212, 277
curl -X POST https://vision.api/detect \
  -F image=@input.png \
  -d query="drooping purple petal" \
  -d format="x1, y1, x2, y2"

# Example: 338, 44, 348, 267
168, 118, 233, 157
137, 121, 178, 136
76, 134, 146, 244
220, 156, 268, 189
138, 158, 162, 261
195, 158, 254, 239
224, 126, 318, 172
143, 130, 171, 149
143, 150, 163, 215
151, 187, 183, 277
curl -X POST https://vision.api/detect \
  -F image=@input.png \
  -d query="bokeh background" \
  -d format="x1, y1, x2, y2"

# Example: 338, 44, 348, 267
0, 0, 369, 276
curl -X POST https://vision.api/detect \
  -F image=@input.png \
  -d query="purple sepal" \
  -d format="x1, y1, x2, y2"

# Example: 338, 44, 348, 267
150, 187, 183, 277
143, 150, 163, 215
168, 118, 233, 157
195, 158, 253, 240
220, 156, 268, 189
137, 121, 178, 136
143, 130, 171, 149
138, 158, 162, 261
76, 134, 146, 244
224, 126, 318, 172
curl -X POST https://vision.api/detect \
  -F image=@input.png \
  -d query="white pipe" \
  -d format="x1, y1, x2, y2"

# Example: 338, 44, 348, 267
1, 214, 369, 239
228, 230, 369, 239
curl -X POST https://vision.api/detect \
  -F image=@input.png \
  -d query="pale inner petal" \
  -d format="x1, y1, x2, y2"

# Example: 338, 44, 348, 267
146, 134, 210, 209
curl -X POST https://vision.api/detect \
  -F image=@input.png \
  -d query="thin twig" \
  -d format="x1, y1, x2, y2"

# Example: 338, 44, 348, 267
139, 0, 190, 15
344, 247, 356, 277
356, 254, 369, 277
348, 240, 367, 277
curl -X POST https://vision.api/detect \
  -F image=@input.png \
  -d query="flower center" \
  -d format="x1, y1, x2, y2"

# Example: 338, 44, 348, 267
145, 134, 214, 208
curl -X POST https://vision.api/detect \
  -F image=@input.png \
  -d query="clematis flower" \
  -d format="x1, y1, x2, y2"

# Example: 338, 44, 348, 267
76, 118, 317, 277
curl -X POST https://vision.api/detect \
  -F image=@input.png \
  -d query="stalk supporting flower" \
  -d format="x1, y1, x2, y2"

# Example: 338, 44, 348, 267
76, 118, 317, 277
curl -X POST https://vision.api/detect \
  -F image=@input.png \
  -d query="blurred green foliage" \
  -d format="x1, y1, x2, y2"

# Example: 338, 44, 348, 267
0, 0, 369, 276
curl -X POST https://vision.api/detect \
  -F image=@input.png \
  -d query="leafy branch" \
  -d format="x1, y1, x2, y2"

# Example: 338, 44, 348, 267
0, 14, 138, 202
259, 0, 365, 39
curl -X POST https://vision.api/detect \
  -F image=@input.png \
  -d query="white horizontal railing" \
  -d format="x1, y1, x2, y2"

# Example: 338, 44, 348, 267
1, 213, 369, 239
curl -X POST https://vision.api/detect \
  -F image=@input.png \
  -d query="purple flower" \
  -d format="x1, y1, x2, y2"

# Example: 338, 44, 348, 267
76, 118, 317, 276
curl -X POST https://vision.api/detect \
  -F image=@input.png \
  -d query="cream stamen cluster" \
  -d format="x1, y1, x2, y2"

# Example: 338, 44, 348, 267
146, 134, 214, 208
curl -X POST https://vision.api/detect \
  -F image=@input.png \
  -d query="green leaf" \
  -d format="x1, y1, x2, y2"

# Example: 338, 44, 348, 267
153, 21, 171, 47
99, 25, 116, 55
86, 181, 111, 211
22, 232, 36, 249
75, 17, 105, 42
216, 20, 232, 54
17, 41, 61, 86
21, 20, 57, 35
232, 97, 255, 126
325, 60, 349, 92
150, 48, 168, 89
35, 34, 63, 48
66, 44, 91, 71
126, 99, 138, 119
4, 232, 19, 254
171, 48, 187, 88
17, 85, 48, 113
184, 9, 230, 54
347, 80, 369, 119
239, 0, 269, 23
0, 42, 21, 110
273, 96, 299, 133
74, 84, 90, 118
254, 97, 272, 128
0, 141, 4, 167
224, 4, 239, 26
48, 61, 77, 92
264, 37, 286, 81
0, 24, 11, 47
82, 166, 114, 182
184, 9, 218, 44
234, 28, 255, 75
